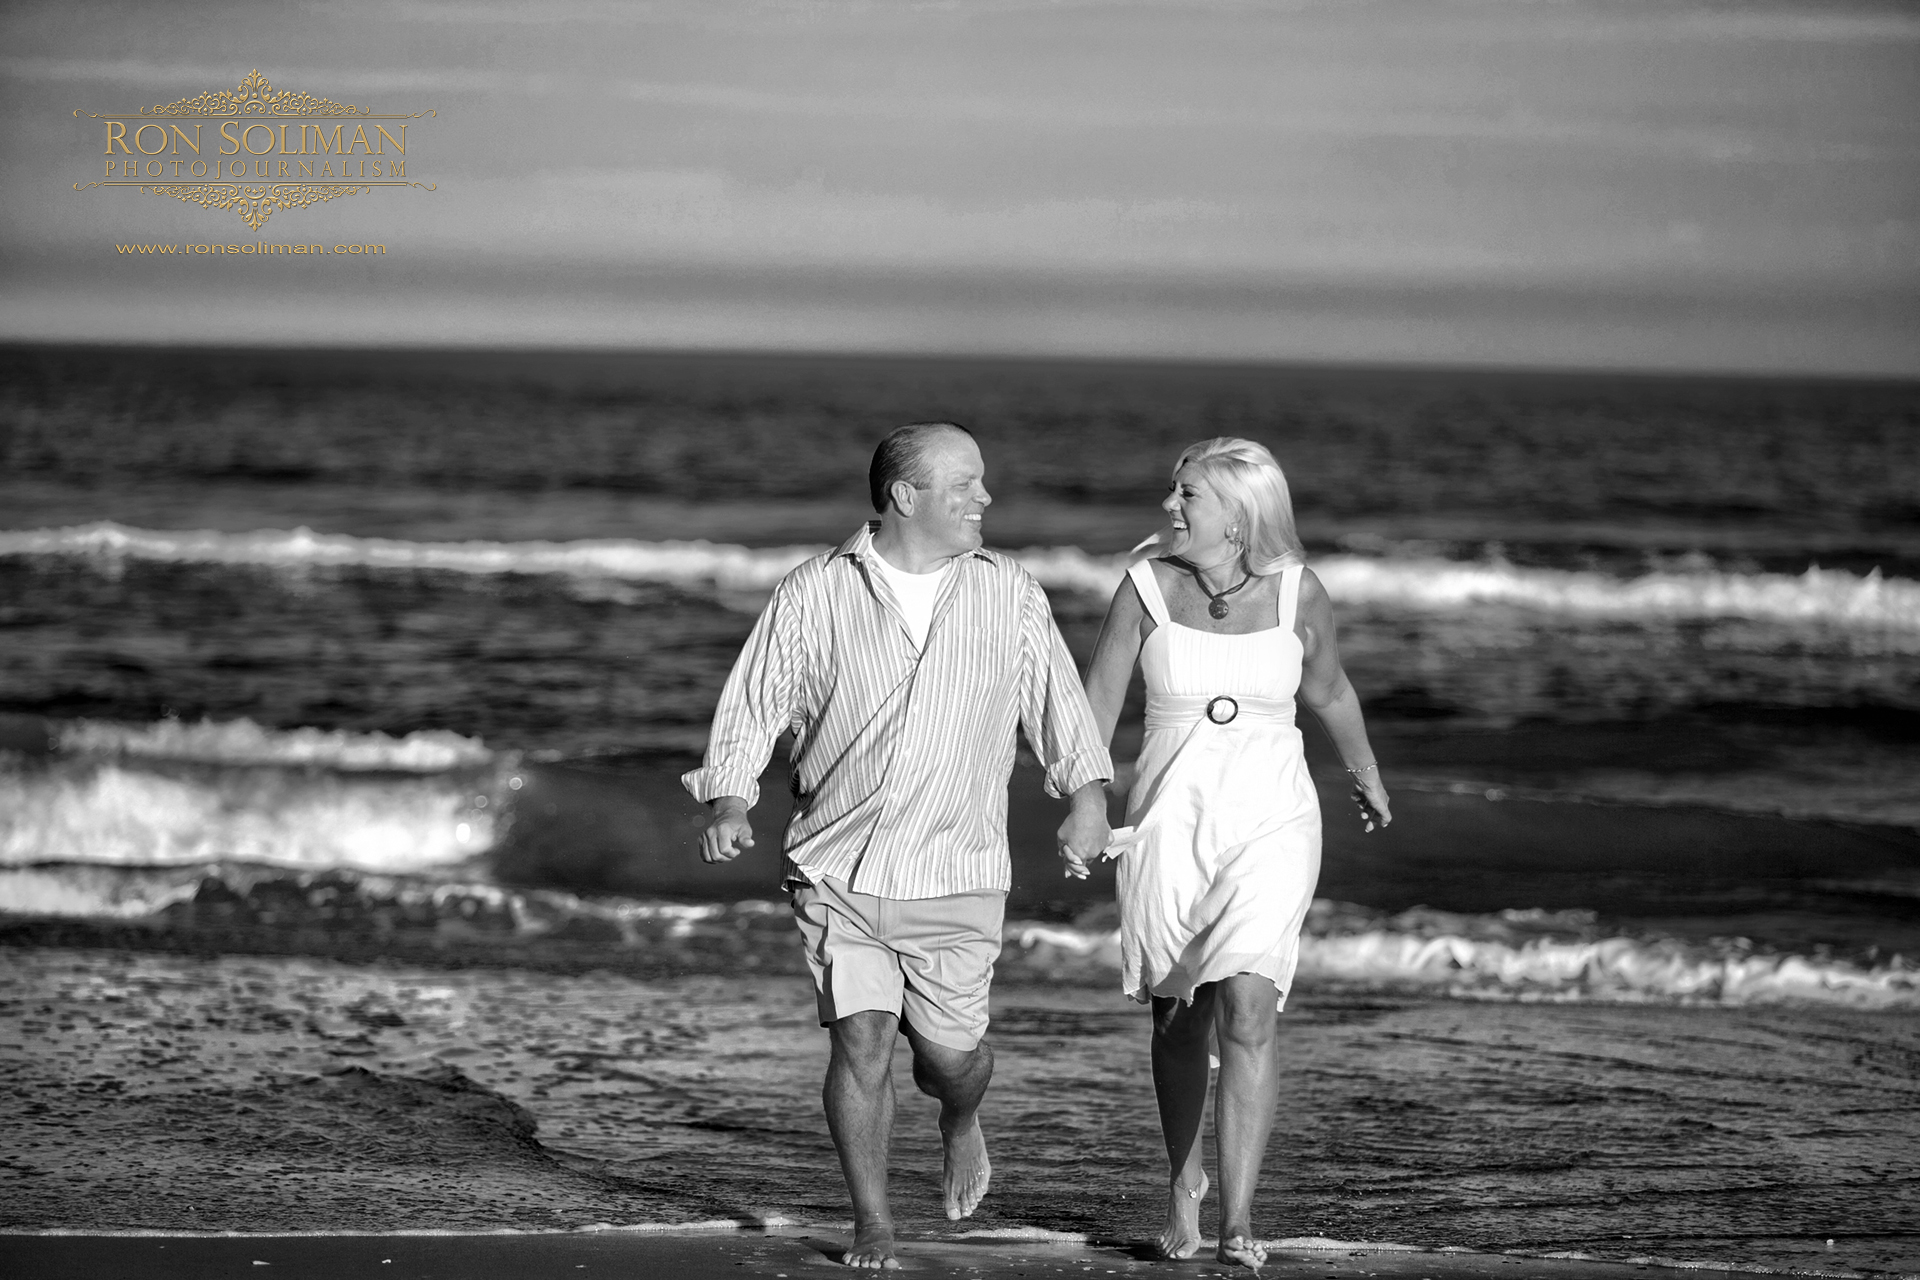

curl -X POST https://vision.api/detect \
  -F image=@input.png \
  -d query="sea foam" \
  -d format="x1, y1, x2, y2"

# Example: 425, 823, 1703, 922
54, 717, 493, 772
1006, 905, 1920, 1010
0, 717, 505, 873
6, 522, 1918, 635
2, 860, 1912, 1009
0, 753, 504, 873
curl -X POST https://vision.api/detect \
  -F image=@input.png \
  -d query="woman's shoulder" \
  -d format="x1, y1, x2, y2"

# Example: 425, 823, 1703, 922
1130, 556, 1181, 597
1109, 563, 1149, 608
1293, 563, 1333, 618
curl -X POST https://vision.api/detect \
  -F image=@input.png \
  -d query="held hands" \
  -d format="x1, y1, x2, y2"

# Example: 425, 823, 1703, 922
1349, 767, 1392, 833
700, 796, 755, 863
1056, 784, 1114, 880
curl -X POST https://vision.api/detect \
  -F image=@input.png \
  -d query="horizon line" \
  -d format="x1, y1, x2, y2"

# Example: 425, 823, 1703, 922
3, 336, 1916, 388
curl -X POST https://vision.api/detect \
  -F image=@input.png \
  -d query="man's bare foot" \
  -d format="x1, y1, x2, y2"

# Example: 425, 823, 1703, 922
1217, 1230, 1267, 1272
942, 1119, 992, 1220
842, 1221, 899, 1269
1154, 1170, 1208, 1259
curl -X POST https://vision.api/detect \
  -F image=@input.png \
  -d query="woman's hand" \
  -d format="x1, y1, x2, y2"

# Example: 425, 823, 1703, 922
1057, 782, 1113, 880
1350, 769, 1392, 833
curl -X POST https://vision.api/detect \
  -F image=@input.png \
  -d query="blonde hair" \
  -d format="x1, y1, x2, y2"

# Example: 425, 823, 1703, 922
1172, 437, 1305, 575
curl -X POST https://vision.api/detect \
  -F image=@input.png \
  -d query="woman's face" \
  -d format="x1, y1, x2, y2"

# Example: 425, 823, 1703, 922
1161, 464, 1236, 560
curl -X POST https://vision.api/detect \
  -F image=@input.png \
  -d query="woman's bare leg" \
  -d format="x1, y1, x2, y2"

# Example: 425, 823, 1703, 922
1150, 990, 1215, 1258
1211, 974, 1281, 1270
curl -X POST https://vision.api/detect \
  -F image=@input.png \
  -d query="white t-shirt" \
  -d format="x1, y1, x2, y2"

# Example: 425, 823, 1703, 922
869, 552, 951, 651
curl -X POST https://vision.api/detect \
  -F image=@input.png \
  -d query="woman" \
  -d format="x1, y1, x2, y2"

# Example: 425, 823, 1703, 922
1078, 437, 1391, 1270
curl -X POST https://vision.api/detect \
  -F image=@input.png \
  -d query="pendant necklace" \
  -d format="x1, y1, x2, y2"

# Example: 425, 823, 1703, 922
1172, 556, 1252, 619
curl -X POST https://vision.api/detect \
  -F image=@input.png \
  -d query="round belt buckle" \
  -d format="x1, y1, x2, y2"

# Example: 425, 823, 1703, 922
1205, 695, 1239, 725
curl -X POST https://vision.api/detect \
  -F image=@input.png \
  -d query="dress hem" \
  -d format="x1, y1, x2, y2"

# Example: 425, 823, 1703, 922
1122, 970, 1293, 1014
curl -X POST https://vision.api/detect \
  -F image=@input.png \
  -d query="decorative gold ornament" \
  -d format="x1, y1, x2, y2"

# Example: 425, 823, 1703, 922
72, 71, 435, 229
142, 183, 365, 231
148, 68, 366, 118
74, 69, 434, 120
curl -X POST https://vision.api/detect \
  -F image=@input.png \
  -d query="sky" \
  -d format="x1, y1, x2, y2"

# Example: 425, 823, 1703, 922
2, 0, 1916, 374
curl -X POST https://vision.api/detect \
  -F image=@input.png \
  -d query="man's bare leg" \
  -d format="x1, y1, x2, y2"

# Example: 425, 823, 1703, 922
1212, 974, 1281, 1271
825, 1010, 902, 1269
1150, 990, 1215, 1259
902, 1021, 995, 1220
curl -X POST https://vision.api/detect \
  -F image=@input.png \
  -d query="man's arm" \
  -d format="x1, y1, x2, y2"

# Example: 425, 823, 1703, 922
681, 577, 806, 862
1014, 577, 1114, 876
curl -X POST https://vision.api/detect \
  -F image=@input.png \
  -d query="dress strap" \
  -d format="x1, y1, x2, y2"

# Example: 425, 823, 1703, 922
1127, 560, 1172, 626
1277, 563, 1304, 634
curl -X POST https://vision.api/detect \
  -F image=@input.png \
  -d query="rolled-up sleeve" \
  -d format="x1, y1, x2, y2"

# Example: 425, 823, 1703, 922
1016, 577, 1114, 799
681, 576, 805, 808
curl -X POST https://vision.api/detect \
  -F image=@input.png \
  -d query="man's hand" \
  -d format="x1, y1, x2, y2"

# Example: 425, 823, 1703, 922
1056, 781, 1112, 880
700, 796, 755, 863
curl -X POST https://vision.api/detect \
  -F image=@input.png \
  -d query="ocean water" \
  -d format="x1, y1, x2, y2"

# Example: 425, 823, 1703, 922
2, 346, 1918, 1273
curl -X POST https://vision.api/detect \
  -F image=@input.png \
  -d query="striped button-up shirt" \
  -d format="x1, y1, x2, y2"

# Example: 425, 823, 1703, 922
682, 522, 1112, 900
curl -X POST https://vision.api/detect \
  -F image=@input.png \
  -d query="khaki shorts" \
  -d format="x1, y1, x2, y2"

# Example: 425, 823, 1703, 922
790, 875, 1006, 1051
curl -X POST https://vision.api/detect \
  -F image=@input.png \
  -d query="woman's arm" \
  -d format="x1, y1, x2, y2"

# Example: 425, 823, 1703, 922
1295, 568, 1392, 832
1056, 575, 1149, 879
1084, 574, 1148, 749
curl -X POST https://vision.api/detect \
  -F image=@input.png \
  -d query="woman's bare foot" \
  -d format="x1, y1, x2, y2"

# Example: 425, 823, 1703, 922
1153, 1170, 1208, 1259
842, 1221, 899, 1269
1217, 1230, 1267, 1271
942, 1119, 992, 1220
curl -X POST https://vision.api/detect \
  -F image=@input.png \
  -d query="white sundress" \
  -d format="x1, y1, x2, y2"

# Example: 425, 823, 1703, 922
1111, 559, 1323, 1012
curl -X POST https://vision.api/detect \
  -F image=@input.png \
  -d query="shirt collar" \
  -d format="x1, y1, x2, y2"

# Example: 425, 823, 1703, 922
836, 521, 990, 568
833, 522, 880, 561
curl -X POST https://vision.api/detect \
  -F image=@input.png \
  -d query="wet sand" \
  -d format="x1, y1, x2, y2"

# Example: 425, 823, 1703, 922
3, 947, 1916, 1275
0, 1227, 1824, 1280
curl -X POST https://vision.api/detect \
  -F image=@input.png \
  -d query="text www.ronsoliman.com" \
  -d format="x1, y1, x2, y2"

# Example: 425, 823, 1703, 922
115, 243, 386, 255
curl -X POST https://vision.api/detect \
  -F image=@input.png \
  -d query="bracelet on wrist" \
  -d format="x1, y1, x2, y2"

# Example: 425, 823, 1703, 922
1343, 762, 1378, 774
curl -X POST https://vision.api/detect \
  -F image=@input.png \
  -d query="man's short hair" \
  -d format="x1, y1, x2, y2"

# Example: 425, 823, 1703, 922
868, 422, 974, 513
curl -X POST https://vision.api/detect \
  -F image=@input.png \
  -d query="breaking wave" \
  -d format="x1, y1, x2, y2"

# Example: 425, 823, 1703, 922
2, 861, 1912, 1009
1007, 901, 1919, 1010
5, 522, 1918, 635
1, 718, 508, 874
52, 717, 494, 772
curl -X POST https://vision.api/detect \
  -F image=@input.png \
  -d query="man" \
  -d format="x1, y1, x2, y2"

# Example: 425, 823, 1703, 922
683, 422, 1112, 1270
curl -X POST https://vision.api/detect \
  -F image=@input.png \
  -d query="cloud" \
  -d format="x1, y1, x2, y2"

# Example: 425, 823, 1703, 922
0, 57, 492, 98
4, 0, 1913, 372
17, 54, 1887, 169
429, 168, 1533, 279
382, 0, 1920, 43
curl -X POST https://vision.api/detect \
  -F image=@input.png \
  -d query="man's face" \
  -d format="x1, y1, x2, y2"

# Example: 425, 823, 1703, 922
908, 433, 991, 557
